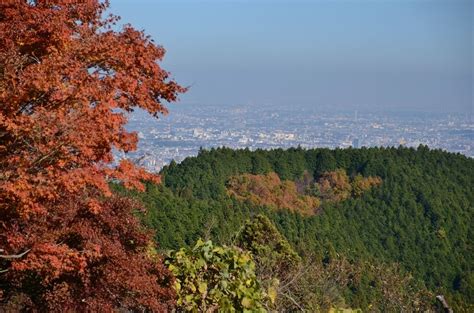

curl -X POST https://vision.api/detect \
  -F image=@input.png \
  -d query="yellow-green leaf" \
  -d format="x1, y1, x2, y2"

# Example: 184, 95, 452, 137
268, 286, 277, 304
241, 297, 252, 308
198, 282, 207, 294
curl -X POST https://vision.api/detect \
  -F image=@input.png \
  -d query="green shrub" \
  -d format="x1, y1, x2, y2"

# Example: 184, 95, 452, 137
166, 239, 267, 312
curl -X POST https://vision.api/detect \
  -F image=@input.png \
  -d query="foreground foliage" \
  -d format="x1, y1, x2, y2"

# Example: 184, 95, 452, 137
234, 214, 300, 285
235, 215, 435, 312
166, 239, 266, 312
0, 1, 184, 310
163, 215, 436, 312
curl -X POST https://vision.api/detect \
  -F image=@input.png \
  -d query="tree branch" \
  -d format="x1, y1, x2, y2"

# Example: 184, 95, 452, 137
436, 295, 453, 313
0, 248, 31, 260
282, 292, 304, 311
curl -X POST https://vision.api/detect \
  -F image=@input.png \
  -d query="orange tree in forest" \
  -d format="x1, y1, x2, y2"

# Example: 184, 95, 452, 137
0, 1, 186, 311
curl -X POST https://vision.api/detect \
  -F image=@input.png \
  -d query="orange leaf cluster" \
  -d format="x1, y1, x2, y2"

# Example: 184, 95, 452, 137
0, 1, 185, 310
227, 172, 320, 216
351, 174, 383, 197
317, 169, 353, 202
227, 170, 382, 216
318, 170, 382, 201
3, 195, 176, 311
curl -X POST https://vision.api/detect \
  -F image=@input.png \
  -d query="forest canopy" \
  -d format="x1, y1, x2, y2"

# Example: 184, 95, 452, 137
128, 146, 473, 311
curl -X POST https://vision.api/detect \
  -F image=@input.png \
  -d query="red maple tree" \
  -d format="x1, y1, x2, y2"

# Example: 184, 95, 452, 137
0, 1, 186, 311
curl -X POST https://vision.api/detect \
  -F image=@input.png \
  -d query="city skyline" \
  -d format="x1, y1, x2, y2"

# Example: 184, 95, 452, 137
121, 104, 473, 172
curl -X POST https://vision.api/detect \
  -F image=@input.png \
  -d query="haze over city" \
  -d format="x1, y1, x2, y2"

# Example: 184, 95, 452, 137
111, 0, 473, 170
113, 0, 472, 114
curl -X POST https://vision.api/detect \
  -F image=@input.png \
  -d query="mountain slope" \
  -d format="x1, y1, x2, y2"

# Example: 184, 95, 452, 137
126, 146, 473, 310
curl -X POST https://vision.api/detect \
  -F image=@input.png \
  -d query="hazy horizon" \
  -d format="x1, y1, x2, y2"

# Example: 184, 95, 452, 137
112, 0, 473, 115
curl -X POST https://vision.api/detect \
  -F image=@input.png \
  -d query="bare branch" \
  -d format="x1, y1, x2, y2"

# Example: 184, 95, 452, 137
0, 248, 31, 260
282, 292, 304, 311
436, 295, 453, 313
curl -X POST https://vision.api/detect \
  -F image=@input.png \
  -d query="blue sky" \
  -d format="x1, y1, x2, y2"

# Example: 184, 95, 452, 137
111, 0, 472, 114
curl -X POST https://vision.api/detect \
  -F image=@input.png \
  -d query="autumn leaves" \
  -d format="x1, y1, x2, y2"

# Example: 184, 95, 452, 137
227, 170, 382, 216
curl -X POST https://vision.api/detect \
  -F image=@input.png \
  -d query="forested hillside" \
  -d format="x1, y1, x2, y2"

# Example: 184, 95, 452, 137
122, 146, 473, 310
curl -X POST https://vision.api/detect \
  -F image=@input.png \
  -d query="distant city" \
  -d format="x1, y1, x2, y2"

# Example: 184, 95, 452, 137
116, 103, 473, 172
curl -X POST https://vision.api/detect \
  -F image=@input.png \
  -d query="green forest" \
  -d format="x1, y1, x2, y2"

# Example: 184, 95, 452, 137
116, 146, 473, 311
